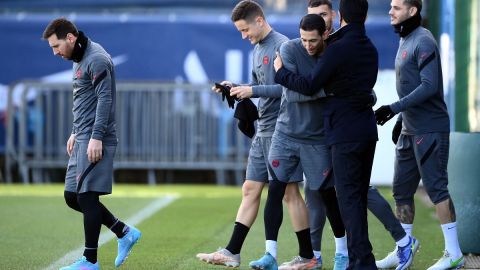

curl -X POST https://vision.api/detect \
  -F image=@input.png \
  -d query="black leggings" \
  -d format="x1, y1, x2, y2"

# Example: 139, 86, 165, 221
264, 180, 288, 241
320, 187, 346, 238
65, 191, 121, 249
64, 191, 117, 228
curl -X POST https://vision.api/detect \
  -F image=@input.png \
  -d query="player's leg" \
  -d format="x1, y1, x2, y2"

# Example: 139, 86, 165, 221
282, 182, 319, 270
64, 190, 134, 239
377, 134, 421, 269
320, 185, 350, 270
304, 184, 326, 266
417, 133, 464, 270
197, 136, 268, 267
368, 186, 406, 242
77, 192, 103, 265
369, 185, 418, 270
82, 143, 140, 268
301, 143, 348, 269
262, 136, 315, 270
60, 143, 99, 270
255, 135, 297, 265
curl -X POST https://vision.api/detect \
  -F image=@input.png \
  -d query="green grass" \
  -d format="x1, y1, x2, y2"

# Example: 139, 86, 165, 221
0, 184, 445, 269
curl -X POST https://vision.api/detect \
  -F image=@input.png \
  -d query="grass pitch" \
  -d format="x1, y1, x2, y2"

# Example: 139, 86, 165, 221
0, 184, 446, 269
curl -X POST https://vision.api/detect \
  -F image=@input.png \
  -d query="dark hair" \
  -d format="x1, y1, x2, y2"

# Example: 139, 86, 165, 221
308, 0, 332, 9
404, 0, 422, 14
42, 17, 78, 40
299, 14, 326, 34
339, 0, 369, 24
231, 0, 265, 23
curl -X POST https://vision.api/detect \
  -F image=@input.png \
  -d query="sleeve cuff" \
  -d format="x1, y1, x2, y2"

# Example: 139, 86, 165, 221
390, 102, 401, 114
274, 67, 286, 84
91, 132, 104, 141
251, 85, 262, 98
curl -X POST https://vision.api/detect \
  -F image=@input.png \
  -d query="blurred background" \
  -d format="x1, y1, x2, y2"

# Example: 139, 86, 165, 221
0, 0, 478, 186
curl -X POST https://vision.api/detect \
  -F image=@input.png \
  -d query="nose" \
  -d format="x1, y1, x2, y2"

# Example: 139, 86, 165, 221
241, 32, 248, 39
388, 7, 394, 15
53, 48, 60, 56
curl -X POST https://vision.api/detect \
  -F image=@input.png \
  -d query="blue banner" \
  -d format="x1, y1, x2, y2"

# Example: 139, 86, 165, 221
0, 14, 399, 152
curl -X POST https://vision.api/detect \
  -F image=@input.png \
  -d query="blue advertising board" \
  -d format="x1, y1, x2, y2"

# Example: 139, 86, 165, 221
0, 13, 399, 152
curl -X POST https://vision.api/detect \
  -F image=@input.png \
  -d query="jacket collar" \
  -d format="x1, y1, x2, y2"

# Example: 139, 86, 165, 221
326, 23, 365, 45
71, 31, 89, 63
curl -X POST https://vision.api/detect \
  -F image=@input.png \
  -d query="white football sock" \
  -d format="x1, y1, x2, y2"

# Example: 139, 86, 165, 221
401, 223, 413, 237
335, 236, 348, 256
441, 222, 462, 259
266, 240, 277, 259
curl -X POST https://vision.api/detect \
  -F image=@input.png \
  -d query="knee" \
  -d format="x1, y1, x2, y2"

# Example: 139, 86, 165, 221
283, 184, 301, 204
268, 180, 287, 201
394, 195, 414, 207
77, 192, 99, 210
241, 181, 262, 201
64, 191, 81, 212
429, 190, 450, 205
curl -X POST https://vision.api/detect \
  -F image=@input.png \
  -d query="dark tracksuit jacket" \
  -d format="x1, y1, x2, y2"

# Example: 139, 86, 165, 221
275, 23, 379, 270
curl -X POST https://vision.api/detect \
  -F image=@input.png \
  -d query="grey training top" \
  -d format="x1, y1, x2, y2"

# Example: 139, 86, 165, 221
390, 26, 450, 135
275, 38, 326, 144
250, 30, 288, 137
72, 40, 117, 144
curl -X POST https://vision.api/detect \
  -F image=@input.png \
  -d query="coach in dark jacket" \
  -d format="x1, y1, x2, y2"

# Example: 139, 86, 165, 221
274, 0, 378, 269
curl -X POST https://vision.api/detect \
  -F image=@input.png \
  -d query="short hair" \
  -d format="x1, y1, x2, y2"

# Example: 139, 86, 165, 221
339, 0, 369, 24
308, 0, 332, 10
231, 0, 265, 23
299, 14, 326, 34
404, 0, 422, 14
42, 18, 78, 40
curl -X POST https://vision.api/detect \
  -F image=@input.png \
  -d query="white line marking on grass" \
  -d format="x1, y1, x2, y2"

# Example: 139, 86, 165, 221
42, 195, 178, 270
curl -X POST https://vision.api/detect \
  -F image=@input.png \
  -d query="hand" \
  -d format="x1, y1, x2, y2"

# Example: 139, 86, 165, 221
392, 121, 402, 144
212, 81, 232, 94
66, 134, 75, 156
375, 105, 396, 125
87, 138, 103, 163
346, 93, 375, 111
230, 85, 253, 100
274, 51, 283, 72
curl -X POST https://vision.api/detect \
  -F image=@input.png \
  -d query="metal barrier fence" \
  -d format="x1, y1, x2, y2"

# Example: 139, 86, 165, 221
5, 81, 250, 185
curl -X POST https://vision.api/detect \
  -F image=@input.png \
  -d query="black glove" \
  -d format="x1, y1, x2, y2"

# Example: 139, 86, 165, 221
375, 105, 395, 125
346, 92, 375, 111
392, 120, 402, 144
215, 83, 237, 109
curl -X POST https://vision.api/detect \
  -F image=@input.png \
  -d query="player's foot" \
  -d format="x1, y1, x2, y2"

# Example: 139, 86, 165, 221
196, 248, 240, 268
427, 250, 464, 270
376, 236, 420, 269
376, 247, 398, 269
59, 256, 99, 270
396, 236, 419, 270
333, 253, 349, 270
278, 255, 318, 270
115, 226, 141, 267
311, 255, 323, 270
249, 252, 278, 270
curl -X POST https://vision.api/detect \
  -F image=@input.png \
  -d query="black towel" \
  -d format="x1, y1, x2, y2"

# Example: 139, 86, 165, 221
234, 99, 259, 138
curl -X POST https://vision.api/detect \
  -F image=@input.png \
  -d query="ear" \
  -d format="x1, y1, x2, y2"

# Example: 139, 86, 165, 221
255, 16, 264, 26
66, 33, 76, 43
331, 10, 337, 20
322, 29, 329, 40
409, 6, 418, 16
